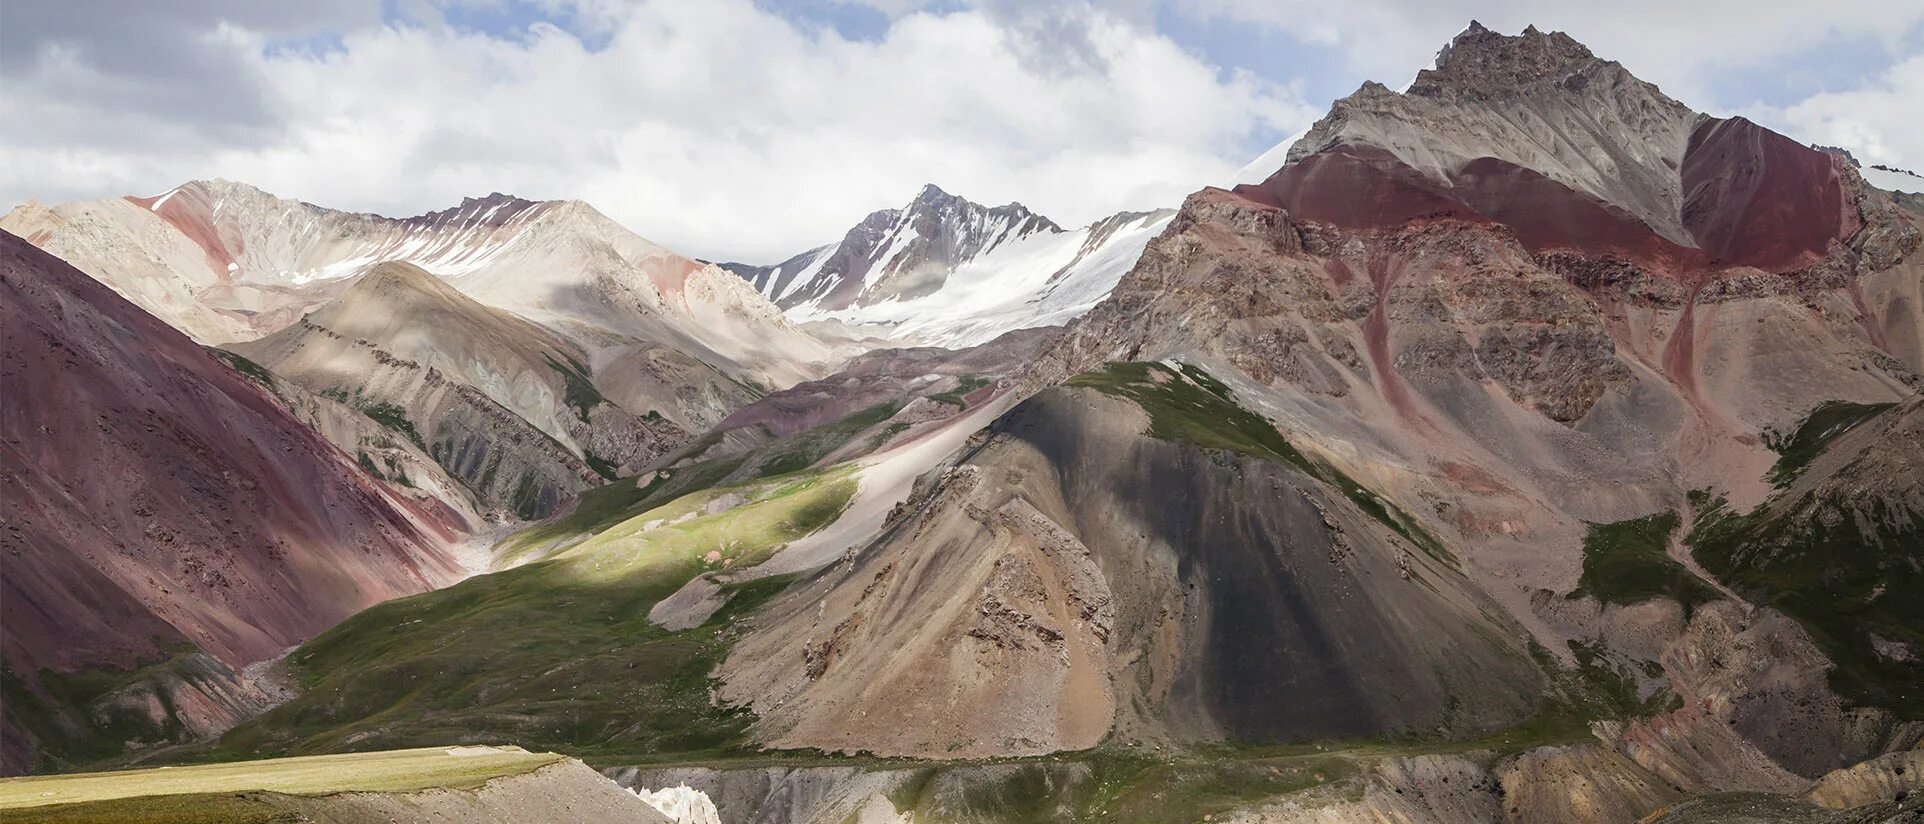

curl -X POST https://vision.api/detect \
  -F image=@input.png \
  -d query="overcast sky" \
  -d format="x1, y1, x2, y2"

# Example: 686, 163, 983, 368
4, 0, 1922, 262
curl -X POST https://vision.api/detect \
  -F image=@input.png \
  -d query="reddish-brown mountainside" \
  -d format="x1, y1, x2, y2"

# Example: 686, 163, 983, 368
0, 229, 463, 769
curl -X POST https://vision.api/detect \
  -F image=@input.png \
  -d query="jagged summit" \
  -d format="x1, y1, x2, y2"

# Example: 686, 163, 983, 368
1258, 22, 1899, 274
909, 182, 1055, 231
1411, 21, 1599, 96
724, 183, 1063, 312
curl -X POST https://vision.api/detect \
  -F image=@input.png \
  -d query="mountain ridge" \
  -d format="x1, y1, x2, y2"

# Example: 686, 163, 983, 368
0, 179, 836, 390
729, 183, 1175, 348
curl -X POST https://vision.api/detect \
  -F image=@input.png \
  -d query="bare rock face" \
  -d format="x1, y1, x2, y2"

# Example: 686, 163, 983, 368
0, 230, 459, 772
1607, 603, 1913, 795
1224, 754, 1505, 824
1287, 24, 1704, 252
703, 326, 1056, 445
1497, 745, 1682, 824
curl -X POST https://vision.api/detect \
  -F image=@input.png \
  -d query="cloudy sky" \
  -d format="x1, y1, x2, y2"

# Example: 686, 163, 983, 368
4, 0, 1922, 261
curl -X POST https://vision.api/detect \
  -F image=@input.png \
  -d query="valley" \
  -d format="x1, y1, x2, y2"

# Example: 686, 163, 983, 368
3, 15, 1923, 824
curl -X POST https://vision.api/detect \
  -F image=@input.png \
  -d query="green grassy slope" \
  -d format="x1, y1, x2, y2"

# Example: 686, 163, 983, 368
1571, 512, 1720, 616
0, 746, 561, 822
1692, 401, 1923, 718
211, 466, 858, 763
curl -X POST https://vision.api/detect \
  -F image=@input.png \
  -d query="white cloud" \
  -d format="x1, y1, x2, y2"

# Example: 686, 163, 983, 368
0, 0, 1315, 261
1170, 0, 1924, 112
1748, 55, 1924, 170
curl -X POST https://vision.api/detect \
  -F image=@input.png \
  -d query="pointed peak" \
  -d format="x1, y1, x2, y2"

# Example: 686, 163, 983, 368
1347, 80, 1398, 100
908, 183, 961, 210
1414, 22, 1598, 97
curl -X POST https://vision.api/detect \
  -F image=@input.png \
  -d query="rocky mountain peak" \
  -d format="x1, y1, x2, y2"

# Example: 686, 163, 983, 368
1410, 21, 1600, 98
404, 191, 552, 229
912, 182, 956, 205
904, 183, 1056, 233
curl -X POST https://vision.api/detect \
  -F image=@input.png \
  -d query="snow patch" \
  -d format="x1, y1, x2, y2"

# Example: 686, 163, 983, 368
1862, 165, 1924, 194
632, 784, 720, 824
791, 210, 1172, 348
149, 187, 181, 212
1233, 127, 1309, 185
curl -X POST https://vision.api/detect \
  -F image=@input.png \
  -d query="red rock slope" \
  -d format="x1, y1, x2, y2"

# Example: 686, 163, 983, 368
0, 228, 462, 684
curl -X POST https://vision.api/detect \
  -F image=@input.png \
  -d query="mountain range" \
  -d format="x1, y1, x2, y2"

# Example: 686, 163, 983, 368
723, 183, 1175, 348
3, 20, 1923, 824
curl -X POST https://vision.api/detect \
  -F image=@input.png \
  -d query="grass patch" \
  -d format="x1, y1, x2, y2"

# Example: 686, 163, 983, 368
0, 746, 561, 812
0, 792, 297, 824
1066, 752, 1352, 823
927, 375, 989, 407
206, 348, 278, 388
751, 402, 899, 478
1067, 362, 1452, 566
1763, 401, 1894, 486
207, 467, 859, 763
491, 455, 747, 565
1570, 512, 1719, 615
869, 422, 912, 449
361, 402, 425, 450
1, 647, 226, 774
1691, 492, 1923, 718
543, 354, 607, 420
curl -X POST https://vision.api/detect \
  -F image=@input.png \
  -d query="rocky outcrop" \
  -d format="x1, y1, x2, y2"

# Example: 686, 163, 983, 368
1806, 751, 1924, 810
212, 348, 485, 530
1275, 23, 1914, 280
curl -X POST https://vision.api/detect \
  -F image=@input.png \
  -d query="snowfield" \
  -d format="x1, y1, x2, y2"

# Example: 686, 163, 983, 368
1862, 165, 1924, 194
790, 209, 1172, 348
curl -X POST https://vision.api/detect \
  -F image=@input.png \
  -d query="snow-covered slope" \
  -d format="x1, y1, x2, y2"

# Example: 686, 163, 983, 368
1862, 164, 1924, 194
725, 184, 1060, 314
0, 180, 834, 389
790, 208, 1172, 348
727, 185, 1172, 349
